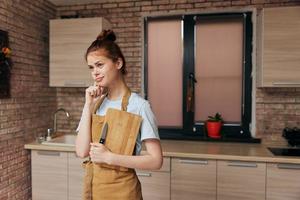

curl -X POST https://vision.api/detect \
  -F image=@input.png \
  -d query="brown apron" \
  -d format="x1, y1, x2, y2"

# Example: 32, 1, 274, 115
82, 88, 143, 200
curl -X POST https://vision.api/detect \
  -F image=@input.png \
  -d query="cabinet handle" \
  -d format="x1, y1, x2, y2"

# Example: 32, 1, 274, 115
179, 159, 208, 165
277, 163, 300, 170
64, 81, 87, 87
227, 161, 257, 168
37, 151, 60, 156
70, 152, 81, 158
137, 172, 152, 177
272, 81, 300, 86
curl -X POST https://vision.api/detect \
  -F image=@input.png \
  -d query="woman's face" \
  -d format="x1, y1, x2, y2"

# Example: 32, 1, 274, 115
87, 50, 122, 88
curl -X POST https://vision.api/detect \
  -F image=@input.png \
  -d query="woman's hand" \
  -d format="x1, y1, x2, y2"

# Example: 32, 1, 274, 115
85, 83, 107, 106
89, 143, 112, 164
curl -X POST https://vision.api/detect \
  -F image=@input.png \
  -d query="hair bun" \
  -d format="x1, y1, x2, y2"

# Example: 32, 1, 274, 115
96, 30, 116, 42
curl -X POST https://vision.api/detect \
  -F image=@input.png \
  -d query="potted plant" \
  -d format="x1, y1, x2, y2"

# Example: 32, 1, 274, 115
206, 112, 224, 138
0, 46, 11, 98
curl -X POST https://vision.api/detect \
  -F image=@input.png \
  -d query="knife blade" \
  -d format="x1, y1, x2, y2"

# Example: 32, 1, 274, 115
99, 122, 108, 144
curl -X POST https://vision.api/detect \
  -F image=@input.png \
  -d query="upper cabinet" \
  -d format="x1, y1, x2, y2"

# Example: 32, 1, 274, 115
49, 17, 111, 87
257, 6, 300, 87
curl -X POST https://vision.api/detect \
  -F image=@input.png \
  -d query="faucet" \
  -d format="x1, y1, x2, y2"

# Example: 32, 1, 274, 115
53, 108, 70, 134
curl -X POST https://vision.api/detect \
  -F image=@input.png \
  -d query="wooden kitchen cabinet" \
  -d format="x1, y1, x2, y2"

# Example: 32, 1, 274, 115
171, 158, 216, 200
137, 157, 170, 200
266, 163, 300, 200
68, 153, 85, 200
31, 150, 68, 200
257, 6, 300, 87
217, 160, 266, 200
49, 17, 111, 87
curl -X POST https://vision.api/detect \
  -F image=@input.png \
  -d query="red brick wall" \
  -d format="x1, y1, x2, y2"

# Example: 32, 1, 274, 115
257, 87, 300, 144
0, 0, 56, 199
56, 0, 300, 146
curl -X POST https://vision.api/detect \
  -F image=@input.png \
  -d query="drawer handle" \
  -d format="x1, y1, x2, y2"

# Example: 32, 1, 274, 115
137, 172, 152, 177
179, 159, 208, 165
227, 161, 257, 168
277, 163, 300, 170
72, 153, 81, 158
37, 151, 60, 156
272, 81, 300, 85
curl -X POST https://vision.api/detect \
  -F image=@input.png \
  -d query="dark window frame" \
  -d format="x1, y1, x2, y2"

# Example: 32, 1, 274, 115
144, 12, 254, 140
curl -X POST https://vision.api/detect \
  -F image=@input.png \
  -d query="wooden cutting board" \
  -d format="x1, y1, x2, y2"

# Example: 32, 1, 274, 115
100, 108, 142, 171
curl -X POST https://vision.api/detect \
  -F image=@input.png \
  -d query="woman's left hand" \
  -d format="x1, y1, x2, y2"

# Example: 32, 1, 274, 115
89, 143, 112, 164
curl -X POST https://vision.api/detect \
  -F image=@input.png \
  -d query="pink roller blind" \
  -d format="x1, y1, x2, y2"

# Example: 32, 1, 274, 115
147, 19, 183, 127
195, 18, 243, 123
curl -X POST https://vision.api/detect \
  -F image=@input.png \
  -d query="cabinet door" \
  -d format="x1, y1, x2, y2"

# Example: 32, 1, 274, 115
137, 157, 170, 200
68, 153, 85, 200
32, 150, 68, 200
171, 158, 216, 200
217, 160, 266, 200
257, 6, 300, 87
267, 163, 300, 200
49, 17, 111, 87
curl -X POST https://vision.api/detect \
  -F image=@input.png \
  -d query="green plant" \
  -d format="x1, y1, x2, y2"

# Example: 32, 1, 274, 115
207, 112, 224, 123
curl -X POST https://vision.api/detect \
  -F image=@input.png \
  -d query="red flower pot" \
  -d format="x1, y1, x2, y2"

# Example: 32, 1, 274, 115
206, 121, 222, 138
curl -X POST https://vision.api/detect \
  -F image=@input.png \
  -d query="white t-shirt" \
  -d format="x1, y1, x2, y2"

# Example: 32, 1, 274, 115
77, 92, 160, 155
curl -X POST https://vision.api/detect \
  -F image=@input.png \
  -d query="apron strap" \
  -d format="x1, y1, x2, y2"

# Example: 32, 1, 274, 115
92, 87, 131, 114
92, 94, 107, 114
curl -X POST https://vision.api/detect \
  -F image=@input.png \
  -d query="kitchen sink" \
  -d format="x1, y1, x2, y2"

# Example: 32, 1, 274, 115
42, 134, 76, 147
268, 147, 300, 157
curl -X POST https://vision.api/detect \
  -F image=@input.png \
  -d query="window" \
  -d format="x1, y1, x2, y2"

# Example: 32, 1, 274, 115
146, 19, 183, 128
144, 12, 253, 139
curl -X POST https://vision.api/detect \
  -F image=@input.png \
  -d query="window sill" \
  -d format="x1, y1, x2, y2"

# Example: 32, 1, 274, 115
159, 132, 261, 144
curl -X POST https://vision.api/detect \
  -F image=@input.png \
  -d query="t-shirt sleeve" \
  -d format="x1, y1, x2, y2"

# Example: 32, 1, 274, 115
139, 101, 160, 141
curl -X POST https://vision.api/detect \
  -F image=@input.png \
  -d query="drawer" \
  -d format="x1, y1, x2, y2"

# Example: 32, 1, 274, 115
158, 157, 170, 172
136, 170, 170, 200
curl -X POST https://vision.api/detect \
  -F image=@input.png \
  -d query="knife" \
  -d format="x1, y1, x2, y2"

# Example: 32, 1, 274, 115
99, 122, 108, 144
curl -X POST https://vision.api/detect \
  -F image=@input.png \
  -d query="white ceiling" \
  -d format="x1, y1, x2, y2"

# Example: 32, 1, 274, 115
48, 0, 105, 6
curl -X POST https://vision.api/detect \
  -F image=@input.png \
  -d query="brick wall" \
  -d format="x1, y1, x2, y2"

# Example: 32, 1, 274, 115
56, 0, 300, 146
0, 0, 56, 199
257, 87, 300, 145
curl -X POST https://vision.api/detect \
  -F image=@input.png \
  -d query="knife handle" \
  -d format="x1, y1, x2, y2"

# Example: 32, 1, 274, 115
99, 138, 105, 144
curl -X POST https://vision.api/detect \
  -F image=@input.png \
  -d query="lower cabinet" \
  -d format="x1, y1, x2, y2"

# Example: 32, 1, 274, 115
137, 157, 170, 200
32, 151, 85, 200
32, 150, 68, 200
31, 150, 300, 200
68, 153, 85, 200
266, 163, 300, 200
171, 158, 217, 200
217, 160, 266, 200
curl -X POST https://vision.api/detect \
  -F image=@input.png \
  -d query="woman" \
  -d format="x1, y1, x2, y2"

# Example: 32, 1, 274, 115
76, 30, 163, 200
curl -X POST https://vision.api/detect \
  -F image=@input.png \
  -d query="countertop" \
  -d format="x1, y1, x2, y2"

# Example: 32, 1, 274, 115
24, 139, 300, 164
